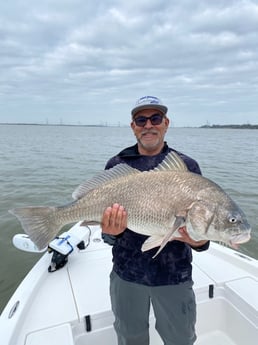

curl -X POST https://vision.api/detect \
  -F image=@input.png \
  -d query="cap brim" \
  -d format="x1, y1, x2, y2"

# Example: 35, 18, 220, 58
132, 104, 168, 117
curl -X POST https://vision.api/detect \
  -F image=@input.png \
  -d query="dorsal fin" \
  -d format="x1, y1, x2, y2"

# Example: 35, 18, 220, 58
72, 163, 139, 200
73, 151, 187, 200
154, 151, 188, 172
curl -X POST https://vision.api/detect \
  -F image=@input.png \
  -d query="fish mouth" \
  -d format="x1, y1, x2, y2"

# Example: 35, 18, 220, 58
229, 231, 251, 249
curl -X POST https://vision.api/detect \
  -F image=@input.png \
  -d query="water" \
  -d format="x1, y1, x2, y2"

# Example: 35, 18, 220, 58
0, 125, 257, 313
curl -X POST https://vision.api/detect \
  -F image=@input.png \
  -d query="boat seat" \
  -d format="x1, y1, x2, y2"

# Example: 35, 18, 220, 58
25, 323, 74, 345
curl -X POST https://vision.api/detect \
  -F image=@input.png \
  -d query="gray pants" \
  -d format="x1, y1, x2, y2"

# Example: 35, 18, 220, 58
110, 270, 196, 345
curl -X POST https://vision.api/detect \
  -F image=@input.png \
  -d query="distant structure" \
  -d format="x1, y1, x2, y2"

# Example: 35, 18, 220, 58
200, 124, 258, 129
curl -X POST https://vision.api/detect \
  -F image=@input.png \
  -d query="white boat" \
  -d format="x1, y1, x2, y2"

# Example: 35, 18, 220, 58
0, 222, 257, 345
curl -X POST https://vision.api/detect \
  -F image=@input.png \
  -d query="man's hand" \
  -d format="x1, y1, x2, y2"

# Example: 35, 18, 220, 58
101, 203, 127, 236
173, 226, 208, 248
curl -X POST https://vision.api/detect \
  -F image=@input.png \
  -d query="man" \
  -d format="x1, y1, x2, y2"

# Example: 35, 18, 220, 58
101, 96, 209, 345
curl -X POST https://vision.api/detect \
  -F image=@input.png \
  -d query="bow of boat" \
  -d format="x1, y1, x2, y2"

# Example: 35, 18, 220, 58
0, 223, 257, 345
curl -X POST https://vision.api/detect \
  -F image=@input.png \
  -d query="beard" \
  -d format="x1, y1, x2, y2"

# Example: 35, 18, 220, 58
137, 130, 163, 152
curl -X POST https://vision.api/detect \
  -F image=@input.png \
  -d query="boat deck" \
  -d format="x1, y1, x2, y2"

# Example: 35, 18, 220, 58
1, 224, 257, 345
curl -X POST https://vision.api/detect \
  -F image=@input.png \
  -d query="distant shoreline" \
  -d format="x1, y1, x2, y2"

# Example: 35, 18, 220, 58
200, 124, 258, 129
0, 123, 258, 129
0, 123, 125, 128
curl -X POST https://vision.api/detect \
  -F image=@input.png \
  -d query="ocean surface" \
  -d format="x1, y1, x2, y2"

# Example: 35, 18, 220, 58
0, 125, 257, 313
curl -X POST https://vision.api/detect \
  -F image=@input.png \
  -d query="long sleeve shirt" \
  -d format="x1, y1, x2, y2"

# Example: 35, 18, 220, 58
104, 143, 210, 286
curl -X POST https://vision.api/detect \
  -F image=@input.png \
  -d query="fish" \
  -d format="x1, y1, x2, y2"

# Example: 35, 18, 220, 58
9, 151, 251, 256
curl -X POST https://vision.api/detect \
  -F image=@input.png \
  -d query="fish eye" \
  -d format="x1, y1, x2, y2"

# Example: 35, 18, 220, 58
229, 217, 237, 223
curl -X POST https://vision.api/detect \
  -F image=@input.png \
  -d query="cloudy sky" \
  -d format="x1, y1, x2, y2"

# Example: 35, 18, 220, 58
0, 0, 258, 127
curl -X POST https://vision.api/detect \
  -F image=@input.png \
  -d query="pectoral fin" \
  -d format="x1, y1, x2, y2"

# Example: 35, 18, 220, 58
141, 235, 164, 252
141, 216, 186, 258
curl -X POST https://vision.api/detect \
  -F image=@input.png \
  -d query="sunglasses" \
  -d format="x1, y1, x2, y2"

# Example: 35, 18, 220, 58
134, 113, 164, 127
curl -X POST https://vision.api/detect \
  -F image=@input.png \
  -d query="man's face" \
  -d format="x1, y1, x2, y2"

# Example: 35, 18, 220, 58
131, 108, 170, 155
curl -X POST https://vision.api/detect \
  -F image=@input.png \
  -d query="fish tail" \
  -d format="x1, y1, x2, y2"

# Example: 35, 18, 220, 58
9, 206, 62, 250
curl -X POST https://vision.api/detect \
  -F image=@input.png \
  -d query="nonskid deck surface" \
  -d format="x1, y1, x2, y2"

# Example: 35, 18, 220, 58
150, 330, 238, 345
148, 318, 242, 345
196, 331, 237, 345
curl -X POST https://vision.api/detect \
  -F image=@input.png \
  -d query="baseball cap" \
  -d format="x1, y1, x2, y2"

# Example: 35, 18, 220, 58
131, 96, 168, 117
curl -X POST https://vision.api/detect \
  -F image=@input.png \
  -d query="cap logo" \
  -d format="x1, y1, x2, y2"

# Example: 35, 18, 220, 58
136, 96, 160, 105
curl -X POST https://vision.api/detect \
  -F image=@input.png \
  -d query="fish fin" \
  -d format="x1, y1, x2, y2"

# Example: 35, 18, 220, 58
9, 207, 61, 250
72, 164, 139, 200
152, 216, 186, 258
154, 151, 188, 172
141, 235, 164, 252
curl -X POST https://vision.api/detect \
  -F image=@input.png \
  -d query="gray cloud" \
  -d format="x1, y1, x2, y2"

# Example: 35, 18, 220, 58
0, 0, 258, 126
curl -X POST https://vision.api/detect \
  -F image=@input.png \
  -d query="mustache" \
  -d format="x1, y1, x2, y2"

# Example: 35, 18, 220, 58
141, 129, 158, 135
